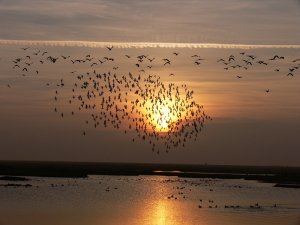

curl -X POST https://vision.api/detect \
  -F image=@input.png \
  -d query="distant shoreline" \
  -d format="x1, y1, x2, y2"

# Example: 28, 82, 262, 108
1, 160, 300, 188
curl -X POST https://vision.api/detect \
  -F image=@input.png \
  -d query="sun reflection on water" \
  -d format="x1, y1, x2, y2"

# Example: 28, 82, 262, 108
140, 176, 185, 225
152, 200, 172, 225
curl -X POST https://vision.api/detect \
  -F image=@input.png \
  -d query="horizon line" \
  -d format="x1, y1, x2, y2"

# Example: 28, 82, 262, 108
1, 39, 300, 49
0, 159, 296, 168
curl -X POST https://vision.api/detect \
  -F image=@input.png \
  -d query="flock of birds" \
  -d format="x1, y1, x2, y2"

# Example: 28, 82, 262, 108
215, 52, 300, 94
216, 52, 300, 78
0, 175, 280, 211
6, 46, 300, 153
162, 178, 279, 210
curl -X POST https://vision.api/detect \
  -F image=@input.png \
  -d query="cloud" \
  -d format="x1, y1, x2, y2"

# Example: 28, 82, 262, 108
1, 39, 300, 49
0, 0, 300, 44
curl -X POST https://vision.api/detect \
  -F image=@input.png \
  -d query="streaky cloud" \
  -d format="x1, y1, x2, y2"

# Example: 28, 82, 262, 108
1, 39, 300, 49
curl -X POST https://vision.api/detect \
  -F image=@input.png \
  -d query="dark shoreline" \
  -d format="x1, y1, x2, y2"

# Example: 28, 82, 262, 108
1, 160, 300, 188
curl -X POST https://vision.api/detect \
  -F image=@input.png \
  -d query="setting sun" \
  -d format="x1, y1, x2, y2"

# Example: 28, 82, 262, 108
153, 104, 172, 131
145, 99, 178, 132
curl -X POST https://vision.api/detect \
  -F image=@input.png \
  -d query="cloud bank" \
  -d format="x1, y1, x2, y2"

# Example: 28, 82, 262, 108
1, 0, 300, 45
1, 39, 300, 49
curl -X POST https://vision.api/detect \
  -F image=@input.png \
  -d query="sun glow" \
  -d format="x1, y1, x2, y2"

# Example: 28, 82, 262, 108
157, 105, 171, 130
146, 100, 179, 132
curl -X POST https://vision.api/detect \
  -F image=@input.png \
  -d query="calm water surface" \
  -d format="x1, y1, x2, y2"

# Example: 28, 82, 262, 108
0, 175, 299, 225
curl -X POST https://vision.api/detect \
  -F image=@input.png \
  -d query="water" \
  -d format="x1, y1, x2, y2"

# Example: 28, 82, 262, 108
0, 175, 299, 225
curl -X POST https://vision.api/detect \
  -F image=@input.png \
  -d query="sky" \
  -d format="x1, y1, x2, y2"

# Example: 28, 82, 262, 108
0, 0, 300, 166
0, 0, 300, 44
